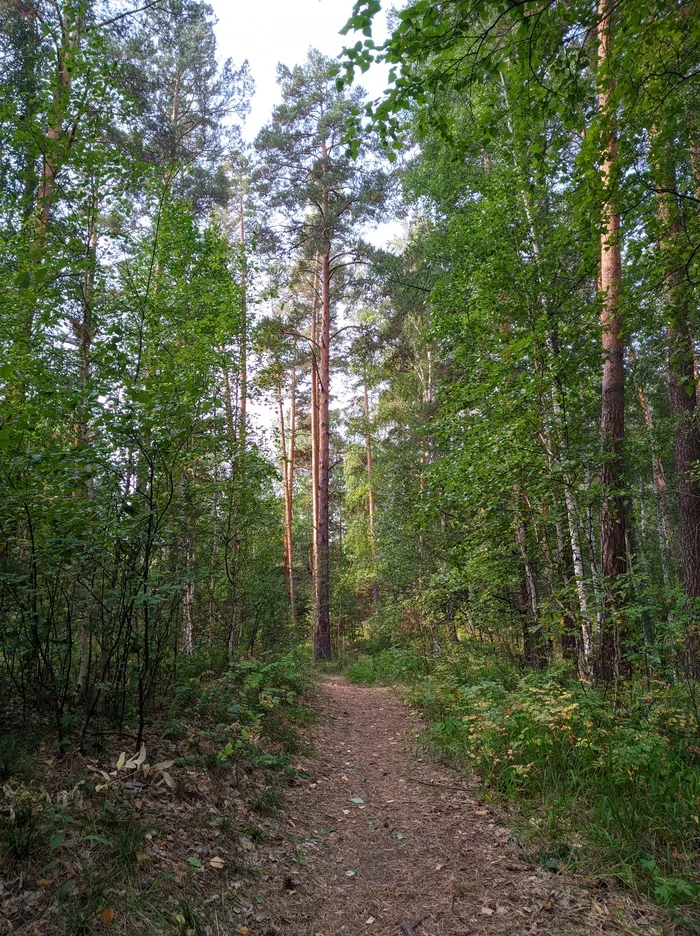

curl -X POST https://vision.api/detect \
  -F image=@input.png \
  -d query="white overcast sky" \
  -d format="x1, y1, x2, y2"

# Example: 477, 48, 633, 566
208, 0, 391, 141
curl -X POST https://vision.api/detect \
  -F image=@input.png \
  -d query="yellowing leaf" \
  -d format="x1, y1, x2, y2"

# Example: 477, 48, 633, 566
100, 908, 116, 927
152, 759, 176, 772
116, 752, 126, 771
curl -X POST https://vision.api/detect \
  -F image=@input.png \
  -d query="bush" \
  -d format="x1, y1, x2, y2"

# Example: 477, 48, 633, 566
345, 658, 377, 684
412, 652, 700, 910
345, 647, 429, 685
170, 651, 313, 768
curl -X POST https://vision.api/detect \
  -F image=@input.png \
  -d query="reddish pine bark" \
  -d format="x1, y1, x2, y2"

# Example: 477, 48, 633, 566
596, 0, 626, 683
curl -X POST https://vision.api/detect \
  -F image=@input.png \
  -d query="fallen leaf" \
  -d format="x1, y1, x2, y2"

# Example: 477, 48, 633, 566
473, 809, 489, 817
240, 837, 254, 851
365, 917, 375, 925
350, 797, 364, 805
100, 908, 116, 927
151, 759, 176, 772
435, 864, 444, 871
38, 879, 53, 887
342, 809, 350, 816
116, 752, 126, 771
345, 869, 356, 877
481, 907, 494, 916
237, 928, 251, 936
209, 856, 225, 869
135, 852, 149, 864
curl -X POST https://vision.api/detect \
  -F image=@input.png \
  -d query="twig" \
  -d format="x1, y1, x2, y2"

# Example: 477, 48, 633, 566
408, 777, 471, 793
399, 916, 426, 936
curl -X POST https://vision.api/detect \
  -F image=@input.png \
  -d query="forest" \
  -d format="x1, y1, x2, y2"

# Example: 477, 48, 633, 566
1, 0, 700, 932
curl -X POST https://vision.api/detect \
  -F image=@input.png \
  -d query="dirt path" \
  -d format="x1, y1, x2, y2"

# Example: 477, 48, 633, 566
255, 677, 670, 936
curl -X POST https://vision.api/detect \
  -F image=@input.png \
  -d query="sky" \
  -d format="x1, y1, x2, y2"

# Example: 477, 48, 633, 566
208, 0, 391, 141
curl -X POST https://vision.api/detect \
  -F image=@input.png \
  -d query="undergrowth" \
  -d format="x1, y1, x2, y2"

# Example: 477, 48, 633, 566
345, 643, 700, 920
0, 650, 314, 934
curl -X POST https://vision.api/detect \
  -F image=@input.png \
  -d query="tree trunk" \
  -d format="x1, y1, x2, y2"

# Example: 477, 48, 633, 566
515, 499, 547, 670
278, 367, 297, 629
309, 263, 320, 633
238, 189, 247, 448
654, 150, 700, 677
74, 185, 98, 701
183, 553, 195, 653
629, 345, 674, 581
596, 0, 626, 682
314, 249, 332, 661
363, 375, 380, 606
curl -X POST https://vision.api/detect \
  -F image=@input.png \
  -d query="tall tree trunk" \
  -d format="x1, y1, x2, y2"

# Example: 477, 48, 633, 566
314, 248, 332, 661
74, 185, 98, 700
363, 375, 380, 606
515, 497, 547, 669
654, 151, 700, 677
238, 189, 247, 447
309, 264, 320, 632
278, 363, 297, 629
288, 354, 297, 627
183, 551, 195, 653
208, 469, 219, 634
596, 0, 626, 682
629, 346, 674, 581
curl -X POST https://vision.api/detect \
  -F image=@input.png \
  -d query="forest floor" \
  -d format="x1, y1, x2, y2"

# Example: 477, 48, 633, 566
0, 675, 680, 936
254, 676, 675, 936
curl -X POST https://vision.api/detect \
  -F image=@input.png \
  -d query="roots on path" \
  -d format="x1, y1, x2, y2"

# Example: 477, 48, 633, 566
256, 677, 670, 936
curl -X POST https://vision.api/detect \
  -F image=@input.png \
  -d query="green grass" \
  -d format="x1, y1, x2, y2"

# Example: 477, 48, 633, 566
0, 736, 35, 783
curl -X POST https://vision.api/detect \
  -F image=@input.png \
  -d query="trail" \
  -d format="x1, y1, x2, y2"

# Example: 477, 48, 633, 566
257, 677, 668, 936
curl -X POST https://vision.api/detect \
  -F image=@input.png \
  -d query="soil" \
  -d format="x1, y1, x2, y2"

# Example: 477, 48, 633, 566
255, 676, 672, 936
